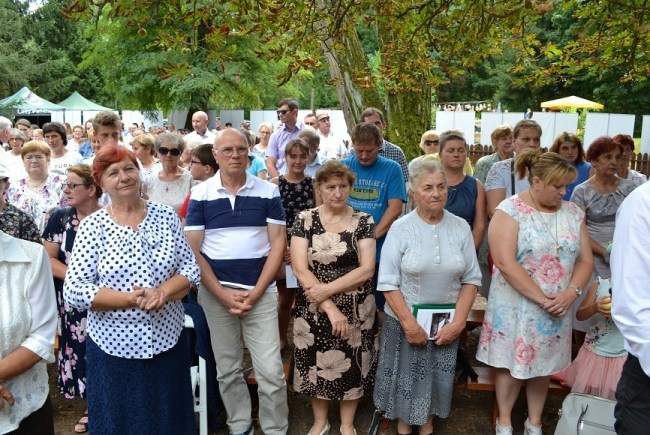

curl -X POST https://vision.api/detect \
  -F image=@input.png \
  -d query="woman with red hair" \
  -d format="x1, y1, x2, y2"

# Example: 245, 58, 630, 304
571, 137, 636, 281
63, 146, 200, 434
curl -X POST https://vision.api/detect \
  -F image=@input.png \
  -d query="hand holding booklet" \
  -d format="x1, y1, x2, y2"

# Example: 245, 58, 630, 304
412, 303, 456, 340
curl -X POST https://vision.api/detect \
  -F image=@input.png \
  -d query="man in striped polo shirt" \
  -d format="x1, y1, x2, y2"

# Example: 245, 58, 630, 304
185, 128, 288, 435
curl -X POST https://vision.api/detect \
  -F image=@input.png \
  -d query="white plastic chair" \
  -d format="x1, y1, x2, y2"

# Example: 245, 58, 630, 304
185, 315, 208, 435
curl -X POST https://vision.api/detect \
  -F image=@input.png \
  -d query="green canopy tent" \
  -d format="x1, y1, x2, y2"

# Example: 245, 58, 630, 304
57, 91, 113, 112
57, 91, 114, 124
0, 86, 66, 125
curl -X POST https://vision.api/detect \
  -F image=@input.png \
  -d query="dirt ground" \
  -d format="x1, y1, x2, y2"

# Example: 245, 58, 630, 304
50, 328, 563, 435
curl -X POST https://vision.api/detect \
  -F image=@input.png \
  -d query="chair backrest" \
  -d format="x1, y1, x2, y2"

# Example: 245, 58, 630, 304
184, 315, 208, 435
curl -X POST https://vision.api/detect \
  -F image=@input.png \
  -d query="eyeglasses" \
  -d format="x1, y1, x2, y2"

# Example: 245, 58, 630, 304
64, 183, 88, 190
190, 160, 203, 165
276, 109, 291, 116
216, 146, 249, 156
424, 140, 439, 146
9, 138, 24, 142
158, 147, 182, 156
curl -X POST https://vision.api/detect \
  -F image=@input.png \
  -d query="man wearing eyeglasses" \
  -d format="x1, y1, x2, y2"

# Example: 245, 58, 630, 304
316, 112, 348, 160
185, 111, 216, 145
266, 98, 304, 179
185, 128, 289, 435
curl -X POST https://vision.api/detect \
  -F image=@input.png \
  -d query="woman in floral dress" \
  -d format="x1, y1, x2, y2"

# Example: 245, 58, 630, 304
6, 140, 66, 232
476, 149, 593, 435
290, 161, 378, 435
43, 164, 101, 433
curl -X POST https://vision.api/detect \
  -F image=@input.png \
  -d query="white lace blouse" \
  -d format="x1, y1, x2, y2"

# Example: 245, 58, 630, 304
144, 170, 197, 213
0, 231, 56, 433
64, 201, 200, 359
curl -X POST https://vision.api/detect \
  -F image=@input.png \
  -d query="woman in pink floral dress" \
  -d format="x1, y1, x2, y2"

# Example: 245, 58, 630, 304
476, 149, 593, 435
290, 161, 378, 435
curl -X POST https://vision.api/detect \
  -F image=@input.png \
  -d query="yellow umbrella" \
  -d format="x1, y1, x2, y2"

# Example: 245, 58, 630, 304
540, 95, 604, 111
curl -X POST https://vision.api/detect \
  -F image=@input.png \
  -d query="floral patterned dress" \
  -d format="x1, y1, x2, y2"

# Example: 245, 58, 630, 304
278, 175, 314, 242
290, 207, 379, 400
43, 207, 88, 398
476, 196, 585, 379
5, 174, 66, 232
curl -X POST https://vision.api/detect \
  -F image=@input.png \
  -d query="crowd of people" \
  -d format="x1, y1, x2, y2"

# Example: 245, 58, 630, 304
0, 102, 649, 435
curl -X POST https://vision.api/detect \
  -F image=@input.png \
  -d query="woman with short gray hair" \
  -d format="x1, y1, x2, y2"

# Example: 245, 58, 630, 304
144, 133, 196, 213
374, 158, 481, 434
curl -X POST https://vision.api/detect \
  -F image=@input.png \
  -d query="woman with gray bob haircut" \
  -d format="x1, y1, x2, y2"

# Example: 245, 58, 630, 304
374, 158, 481, 434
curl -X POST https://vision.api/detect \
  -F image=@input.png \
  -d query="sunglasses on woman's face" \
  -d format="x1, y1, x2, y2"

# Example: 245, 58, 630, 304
158, 146, 181, 156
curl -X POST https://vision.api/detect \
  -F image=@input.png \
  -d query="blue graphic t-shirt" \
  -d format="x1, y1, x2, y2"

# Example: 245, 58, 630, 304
340, 155, 407, 260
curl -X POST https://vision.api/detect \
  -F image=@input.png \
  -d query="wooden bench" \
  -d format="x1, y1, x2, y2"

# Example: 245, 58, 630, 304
464, 366, 570, 428
460, 308, 485, 347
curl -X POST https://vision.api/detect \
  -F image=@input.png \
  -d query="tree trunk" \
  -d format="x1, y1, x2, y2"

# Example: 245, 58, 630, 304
386, 88, 431, 160
320, 27, 383, 132
376, 13, 432, 161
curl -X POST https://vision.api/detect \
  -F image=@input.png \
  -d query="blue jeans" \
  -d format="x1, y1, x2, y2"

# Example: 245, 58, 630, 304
199, 287, 288, 434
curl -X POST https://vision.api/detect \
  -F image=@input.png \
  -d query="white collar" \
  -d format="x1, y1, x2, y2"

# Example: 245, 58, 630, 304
213, 170, 255, 192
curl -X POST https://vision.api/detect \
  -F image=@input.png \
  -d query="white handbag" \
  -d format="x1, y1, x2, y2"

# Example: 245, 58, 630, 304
554, 393, 616, 434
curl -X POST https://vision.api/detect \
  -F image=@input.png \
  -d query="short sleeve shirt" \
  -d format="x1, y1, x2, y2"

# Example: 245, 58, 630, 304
63, 201, 200, 359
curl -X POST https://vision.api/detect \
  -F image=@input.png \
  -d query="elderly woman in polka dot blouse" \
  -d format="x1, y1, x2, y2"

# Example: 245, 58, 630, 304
64, 146, 200, 435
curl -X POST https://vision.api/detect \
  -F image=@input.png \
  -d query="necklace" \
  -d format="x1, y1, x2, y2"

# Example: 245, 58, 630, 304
321, 208, 349, 226
529, 190, 561, 252
110, 199, 147, 226
592, 177, 618, 193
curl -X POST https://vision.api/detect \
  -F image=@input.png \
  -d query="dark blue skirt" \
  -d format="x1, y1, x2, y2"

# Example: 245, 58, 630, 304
86, 331, 196, 435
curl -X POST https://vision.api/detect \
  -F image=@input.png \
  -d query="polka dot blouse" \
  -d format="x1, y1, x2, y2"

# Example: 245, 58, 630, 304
63, 201, 200, 359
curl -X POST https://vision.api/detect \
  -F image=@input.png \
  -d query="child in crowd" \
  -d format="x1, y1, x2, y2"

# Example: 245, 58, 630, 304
552, 276, 626, 400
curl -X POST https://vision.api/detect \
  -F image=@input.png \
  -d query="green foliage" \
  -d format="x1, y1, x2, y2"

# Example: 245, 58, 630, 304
1, 0, 642, 141
0, 0, 111, 106
0, 0, 41, 96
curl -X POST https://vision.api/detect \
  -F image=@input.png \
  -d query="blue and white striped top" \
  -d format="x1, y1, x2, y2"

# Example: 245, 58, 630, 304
185, 172, 286, 291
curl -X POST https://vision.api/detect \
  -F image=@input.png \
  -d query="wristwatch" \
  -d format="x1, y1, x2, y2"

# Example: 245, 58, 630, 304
568, 285, 583, 296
